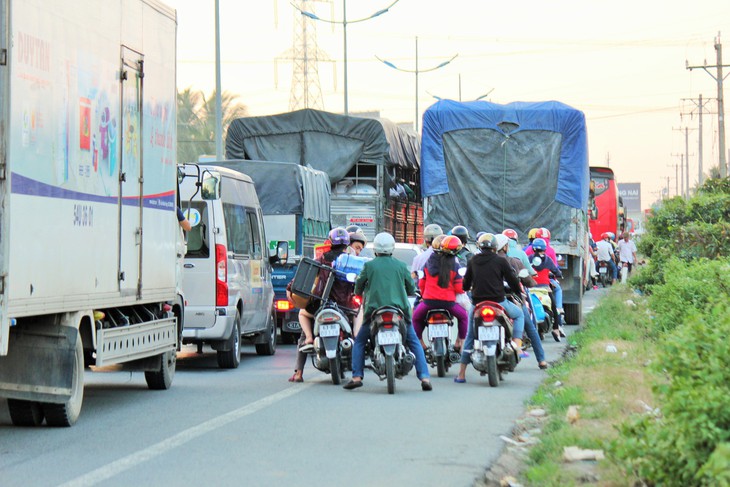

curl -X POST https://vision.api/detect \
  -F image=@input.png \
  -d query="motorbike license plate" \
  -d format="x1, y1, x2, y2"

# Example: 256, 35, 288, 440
478, 326, 500, 342
377, 329, 401, 345
319, 324, 340, 337
428, 323, 449, 339
599, 267, 607, 274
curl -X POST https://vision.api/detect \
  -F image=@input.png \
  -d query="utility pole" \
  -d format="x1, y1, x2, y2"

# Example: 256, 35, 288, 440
671, 152, 685, 197
681, 94, 713, 185
667, 162, 679, 196
687, 32, 730, 178
673, 127, 695, 197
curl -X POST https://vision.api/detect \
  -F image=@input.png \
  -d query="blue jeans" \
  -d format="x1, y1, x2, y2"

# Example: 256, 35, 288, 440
550, 279, 563, 309
522, 304, 545, 363
460, 298, 524, 365
351, 316, 430, 381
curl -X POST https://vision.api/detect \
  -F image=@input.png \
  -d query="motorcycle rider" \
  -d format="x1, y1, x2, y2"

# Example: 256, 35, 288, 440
288, 228, 355, 382
450, 225, 473, 267
617, 231, 638, 275
525, 227, 565, 326
530, 237, 565, 342
503, 229, 537, 278
596, 232, 618, 284
410, 223, 443, 279
412, 235, 469, 351
347, 229, 368, 336
495, 235, 548, 369
454, 233, 525, 383
343, 232, 432, 391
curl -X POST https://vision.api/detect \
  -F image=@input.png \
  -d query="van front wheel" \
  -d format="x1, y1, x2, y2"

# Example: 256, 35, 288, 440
255, 309, 277, 356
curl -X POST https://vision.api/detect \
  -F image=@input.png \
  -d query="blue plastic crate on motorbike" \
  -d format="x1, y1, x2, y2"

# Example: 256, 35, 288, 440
529, 292, 547, 322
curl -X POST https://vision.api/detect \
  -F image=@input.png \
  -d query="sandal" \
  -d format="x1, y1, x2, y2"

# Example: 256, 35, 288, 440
298, 343, 314, 353
288, 372, 303, 383
343, 380, 363, 390
551, 330, 562, 342
421, 380, 433, 391
539, 362, 549, 370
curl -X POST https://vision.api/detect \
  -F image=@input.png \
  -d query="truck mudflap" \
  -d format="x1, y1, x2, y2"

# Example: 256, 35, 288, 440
0, 324, 78, 403
96, 316, 177, 367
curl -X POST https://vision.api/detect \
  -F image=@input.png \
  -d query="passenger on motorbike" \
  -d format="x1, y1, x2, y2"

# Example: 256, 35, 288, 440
412, 235, 469, 351
525, 228, 565, 326
347, 230, 369, 336
503, 229, 537, 278
617, 232, 638, 274
454, 233, 525, 383
410, 224, 443, 280
523, 227, 540, 251
596, 232, 618, 283
529, 238, 565, 342
344, 232, 432, 391
495, 235, 548, 369
450, 225, 473, 267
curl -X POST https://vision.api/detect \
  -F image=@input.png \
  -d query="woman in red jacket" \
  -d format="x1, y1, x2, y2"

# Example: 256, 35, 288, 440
412, 235, 468, 350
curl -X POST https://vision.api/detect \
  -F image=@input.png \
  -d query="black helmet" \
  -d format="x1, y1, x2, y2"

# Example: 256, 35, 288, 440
451, 225, 469, 244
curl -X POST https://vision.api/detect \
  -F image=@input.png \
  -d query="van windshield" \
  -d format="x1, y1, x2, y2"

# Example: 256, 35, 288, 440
184, 202, 210, 258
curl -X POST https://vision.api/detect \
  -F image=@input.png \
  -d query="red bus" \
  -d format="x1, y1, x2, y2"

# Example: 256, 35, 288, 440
589, 166, 621, 240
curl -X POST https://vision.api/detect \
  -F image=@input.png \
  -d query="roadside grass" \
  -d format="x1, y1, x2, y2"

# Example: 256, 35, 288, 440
522, 286, 656, 486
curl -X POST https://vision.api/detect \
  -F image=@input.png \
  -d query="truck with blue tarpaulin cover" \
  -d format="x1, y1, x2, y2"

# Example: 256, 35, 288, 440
420, 99, 590, 324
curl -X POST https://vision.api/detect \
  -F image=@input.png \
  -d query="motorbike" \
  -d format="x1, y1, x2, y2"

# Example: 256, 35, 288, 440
423, 309, 461, 377
311, 271, 360, 385
469, 300, 520, 387
528, 287, 553, 340
597, 260, 612, 287
367, 306, 415, 394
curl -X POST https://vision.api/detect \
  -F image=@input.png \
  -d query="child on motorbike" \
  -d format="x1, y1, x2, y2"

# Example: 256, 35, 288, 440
412, 235, 469, 351
343, 232, 432, 391
529, 237, 565, 342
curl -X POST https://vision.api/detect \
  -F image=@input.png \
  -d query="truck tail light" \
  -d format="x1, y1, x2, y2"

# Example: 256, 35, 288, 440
276, 299, 293, 311
215, 244, 228, 306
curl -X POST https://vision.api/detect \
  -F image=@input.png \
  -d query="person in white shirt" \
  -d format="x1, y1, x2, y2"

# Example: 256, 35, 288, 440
617, 232, 638, 273
596, 232, 617, 283
410, 224, 443, 278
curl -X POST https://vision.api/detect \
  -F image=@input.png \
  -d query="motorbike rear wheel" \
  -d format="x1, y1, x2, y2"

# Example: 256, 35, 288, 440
329, 356, 342, 385
436, 355, 446, 378
385, 355, 396, 395
487, 355, 499, 387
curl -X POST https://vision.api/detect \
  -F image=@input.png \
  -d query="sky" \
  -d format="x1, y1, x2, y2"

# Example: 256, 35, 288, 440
164, 0, 730, 211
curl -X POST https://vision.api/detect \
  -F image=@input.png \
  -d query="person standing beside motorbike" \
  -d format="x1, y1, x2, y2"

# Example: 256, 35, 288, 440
617, 232, 638, 275
529, 238, 565, 342
495, 235, 548, 369
454, 233, 525, 383
344, 233, 432, 391
412, 235, 469, 351
596, 232, 618, 284
288, 228, 355, 382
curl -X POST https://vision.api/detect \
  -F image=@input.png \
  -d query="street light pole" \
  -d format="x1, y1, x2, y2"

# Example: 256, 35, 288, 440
376, 38, 458, 132
293, 0, 401, 116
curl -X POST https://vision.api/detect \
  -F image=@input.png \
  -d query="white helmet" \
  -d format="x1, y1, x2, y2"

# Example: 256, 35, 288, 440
494, 234, 510, 252
373, 232, 395, 255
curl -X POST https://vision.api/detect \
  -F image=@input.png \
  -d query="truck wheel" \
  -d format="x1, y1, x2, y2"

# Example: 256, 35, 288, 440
7, 400, 45, 426
145, 350, 176, 390
217, 312, 241, 369
255, 310, 277, 356
564, 303, 582, 325
43, 337, 84, 427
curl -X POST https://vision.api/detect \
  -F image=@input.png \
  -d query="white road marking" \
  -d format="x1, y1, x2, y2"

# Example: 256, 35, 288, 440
59, 384, 313, 487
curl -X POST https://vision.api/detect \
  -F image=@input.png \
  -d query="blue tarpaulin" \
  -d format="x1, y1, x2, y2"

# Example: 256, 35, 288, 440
421, 100, 588, 210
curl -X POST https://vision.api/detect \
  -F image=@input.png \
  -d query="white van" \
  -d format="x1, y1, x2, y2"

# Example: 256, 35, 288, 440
178, 164, 278, 368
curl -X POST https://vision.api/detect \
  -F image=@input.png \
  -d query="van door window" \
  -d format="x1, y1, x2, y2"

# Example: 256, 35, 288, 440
185, 202, 210, 258
247, 210, 262, 260
223, 202, 251, 257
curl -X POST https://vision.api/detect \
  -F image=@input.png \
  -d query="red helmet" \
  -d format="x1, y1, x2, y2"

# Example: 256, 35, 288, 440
535, 227, 551, 239
440, 235, 463, 255
502, 228, 518, 241
600, 232, 609, 240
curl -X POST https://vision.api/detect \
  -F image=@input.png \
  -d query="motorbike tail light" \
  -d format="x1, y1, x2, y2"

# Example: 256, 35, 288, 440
352, 295, 362, 307
215, 244, 228, 307
380, 311, 394, 323
321, 314, 339, 323
275, 300, 293, 311
479, 307, 496, 322
382, 323, 394, 329
427, 313, 449, 324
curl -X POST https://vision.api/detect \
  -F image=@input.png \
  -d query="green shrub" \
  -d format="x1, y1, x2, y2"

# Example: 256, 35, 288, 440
614, 305, 730, 486
646, 257, 730, 333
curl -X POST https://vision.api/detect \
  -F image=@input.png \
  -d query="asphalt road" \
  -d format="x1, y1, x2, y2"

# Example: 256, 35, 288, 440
0, 289, 605, 487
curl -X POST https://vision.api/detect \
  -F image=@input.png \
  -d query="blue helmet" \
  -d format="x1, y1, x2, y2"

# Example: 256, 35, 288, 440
328, 227, 350, 246
532, 238, 547, 252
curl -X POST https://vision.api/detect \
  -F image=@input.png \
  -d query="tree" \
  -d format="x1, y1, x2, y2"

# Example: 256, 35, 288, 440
177, 88, 248, 163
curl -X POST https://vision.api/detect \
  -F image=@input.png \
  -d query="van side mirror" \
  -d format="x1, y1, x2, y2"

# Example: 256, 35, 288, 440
201, 170, 221, 200
270, 241, 289, 264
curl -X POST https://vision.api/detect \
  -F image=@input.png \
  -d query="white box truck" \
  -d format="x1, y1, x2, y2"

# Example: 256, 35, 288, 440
0, 0, 182, 426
